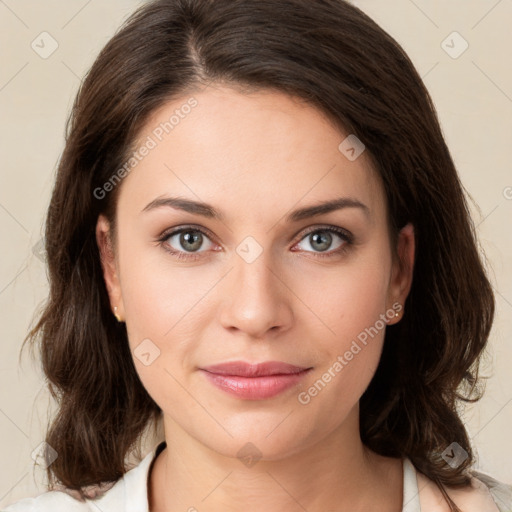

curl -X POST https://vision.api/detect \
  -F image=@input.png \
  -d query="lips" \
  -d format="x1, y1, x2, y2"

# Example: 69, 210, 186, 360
201, 361, 310, 377
200, 361, 312, 400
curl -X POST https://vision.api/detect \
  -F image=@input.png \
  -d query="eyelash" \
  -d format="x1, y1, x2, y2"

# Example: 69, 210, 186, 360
157, 224, 354, 262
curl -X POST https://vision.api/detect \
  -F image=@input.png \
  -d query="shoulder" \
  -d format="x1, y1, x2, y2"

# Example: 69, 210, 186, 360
1, 490, 91, 512
470, 470, 512, 512
1, 479, 129, 512
2, 481, 127, 512
416, 467, 512, 512
2, 441, 164, 512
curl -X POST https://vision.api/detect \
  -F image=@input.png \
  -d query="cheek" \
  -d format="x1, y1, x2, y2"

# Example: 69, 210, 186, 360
296, 274, 390, 434
300, 251, 391, 339
116, 236, 215, 400
118, 231, 209, 340
296, 249, 392, 407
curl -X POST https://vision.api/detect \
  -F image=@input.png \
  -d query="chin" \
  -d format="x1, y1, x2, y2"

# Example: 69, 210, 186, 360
191, 417, 318, 464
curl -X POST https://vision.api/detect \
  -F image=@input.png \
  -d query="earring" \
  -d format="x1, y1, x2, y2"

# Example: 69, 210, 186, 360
114, 306, 122, 323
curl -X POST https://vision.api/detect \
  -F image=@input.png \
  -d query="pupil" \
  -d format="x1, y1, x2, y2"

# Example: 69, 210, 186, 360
182, 231, 202, 252
311, 231, 332, 252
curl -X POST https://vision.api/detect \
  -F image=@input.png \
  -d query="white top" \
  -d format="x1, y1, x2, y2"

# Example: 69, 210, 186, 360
3, 442, 511, 511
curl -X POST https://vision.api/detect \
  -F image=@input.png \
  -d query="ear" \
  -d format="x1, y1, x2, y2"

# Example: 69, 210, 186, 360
96, 214, 124, 320
387, 222, 415, 324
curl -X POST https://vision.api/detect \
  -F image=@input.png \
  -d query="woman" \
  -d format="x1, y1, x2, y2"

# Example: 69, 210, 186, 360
4, 0, 511, 511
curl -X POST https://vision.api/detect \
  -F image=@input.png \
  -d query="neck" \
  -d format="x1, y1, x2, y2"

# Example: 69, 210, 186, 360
148, 408, 403, 512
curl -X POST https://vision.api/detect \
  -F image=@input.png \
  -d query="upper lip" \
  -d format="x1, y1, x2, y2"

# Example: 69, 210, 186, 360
201, 361, 311, 377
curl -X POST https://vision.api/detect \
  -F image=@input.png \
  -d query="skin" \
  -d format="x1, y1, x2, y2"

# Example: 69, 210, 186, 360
96, 85, 415, 512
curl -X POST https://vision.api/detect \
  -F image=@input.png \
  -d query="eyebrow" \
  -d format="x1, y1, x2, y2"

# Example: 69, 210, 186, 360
141, 196, 370, 222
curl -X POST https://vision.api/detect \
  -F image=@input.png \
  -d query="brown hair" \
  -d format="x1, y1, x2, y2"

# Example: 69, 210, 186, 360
22, 0, 495, 510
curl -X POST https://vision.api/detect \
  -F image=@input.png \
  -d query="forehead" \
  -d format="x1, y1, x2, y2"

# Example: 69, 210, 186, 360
117, 86, 385, 223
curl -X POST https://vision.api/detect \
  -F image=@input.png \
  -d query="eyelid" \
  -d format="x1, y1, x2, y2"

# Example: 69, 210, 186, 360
158, 224, 217, 243
293, 224, 354, 245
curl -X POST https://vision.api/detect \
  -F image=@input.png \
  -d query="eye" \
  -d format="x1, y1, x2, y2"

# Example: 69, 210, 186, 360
292, 226, 353, 258
158, 225, 353, 261
158, 226, 216, 260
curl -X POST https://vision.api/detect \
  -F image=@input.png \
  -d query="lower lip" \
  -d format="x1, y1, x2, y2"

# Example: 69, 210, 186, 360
201, 369, 311, 400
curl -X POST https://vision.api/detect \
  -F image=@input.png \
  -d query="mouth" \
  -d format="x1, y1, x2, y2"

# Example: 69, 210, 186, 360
199, 361, 313, 400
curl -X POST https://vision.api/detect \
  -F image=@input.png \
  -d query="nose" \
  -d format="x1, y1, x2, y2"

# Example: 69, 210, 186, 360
218, 247, 293, 339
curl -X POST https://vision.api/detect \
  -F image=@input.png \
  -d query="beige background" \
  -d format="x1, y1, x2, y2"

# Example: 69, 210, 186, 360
0, 0, 511, 506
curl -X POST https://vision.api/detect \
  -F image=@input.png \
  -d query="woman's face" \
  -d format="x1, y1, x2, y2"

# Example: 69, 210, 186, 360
97, 85, 414, 461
